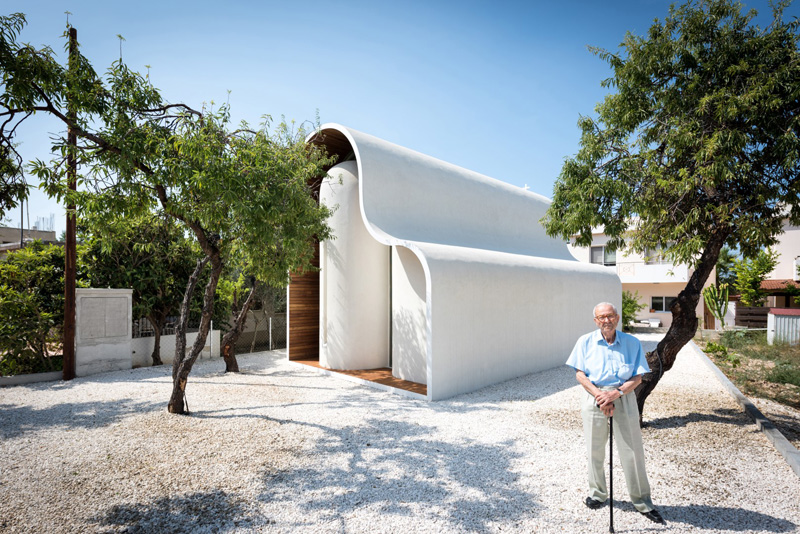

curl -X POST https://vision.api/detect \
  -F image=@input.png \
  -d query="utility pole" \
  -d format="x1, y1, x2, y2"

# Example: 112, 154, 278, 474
63, 25, 77, 381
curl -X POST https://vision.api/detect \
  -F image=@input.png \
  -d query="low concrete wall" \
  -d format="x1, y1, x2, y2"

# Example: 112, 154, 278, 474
0, 371, 62, 387
131, 330, 220, 368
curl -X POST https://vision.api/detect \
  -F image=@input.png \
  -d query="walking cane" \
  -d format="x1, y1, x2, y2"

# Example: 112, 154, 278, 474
609, 415, 614, 533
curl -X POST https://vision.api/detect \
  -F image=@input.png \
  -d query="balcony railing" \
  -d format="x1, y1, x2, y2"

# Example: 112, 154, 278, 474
594, 260, 690, 283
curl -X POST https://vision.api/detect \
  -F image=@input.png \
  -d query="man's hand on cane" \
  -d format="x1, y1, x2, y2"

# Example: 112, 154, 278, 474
595, 390, 618, 417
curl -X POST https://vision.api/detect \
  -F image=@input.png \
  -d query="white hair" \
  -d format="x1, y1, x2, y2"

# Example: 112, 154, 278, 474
593, 302, 619, 317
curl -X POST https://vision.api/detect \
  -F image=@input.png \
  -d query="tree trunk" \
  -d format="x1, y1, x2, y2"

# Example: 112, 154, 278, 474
168, 255, 210, 414
634, 232, 728, 424
249, 313, 262, 354
169, 253, 222, 414
221, 280, 259, 373
149, 316, 164, 366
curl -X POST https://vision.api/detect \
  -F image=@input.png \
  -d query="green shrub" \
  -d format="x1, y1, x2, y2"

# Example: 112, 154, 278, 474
704, 341, 728, 357
0, 242, 84, 376
720, 328, 765, 349
0, 285, 62, 375
704, 340, 741, 367
622, 290, 646, 331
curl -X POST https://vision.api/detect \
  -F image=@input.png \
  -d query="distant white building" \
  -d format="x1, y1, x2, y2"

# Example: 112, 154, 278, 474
568, 229, 714, 329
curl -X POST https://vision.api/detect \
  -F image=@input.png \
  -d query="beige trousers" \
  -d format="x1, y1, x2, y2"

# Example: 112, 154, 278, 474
581, 388, 655, 513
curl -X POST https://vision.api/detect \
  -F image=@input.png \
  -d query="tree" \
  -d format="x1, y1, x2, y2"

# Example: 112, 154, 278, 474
1, 14, 334, 413
218, 274, 286, 371
218, 274, 258, 373
0, 241, 87, 374
716, 245, 738, 287
732, 249, 779, 306
621, 290, 646, 331
80, 214, 197, 366
0, 14, 30, 219
542, 0, 800, 421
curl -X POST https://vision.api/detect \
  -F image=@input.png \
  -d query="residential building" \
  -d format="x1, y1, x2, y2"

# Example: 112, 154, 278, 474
568, 229, 714, 329
763, 221, 800, 308
0, 226, 59, 258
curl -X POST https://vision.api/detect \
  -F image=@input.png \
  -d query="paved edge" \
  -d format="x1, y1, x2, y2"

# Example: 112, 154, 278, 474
688, 340, 800, 478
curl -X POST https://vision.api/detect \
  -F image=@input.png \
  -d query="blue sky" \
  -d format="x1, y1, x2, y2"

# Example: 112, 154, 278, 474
6, 0, 795, 235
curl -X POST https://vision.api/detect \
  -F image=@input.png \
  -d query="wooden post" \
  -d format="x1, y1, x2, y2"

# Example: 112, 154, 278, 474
62, 26, 78, 381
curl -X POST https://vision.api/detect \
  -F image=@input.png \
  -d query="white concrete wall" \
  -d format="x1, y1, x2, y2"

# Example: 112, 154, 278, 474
392, 246, 427, 384
422, 243, 620, 400
319, 161, 389, 370
76, 288, 132, 377
307, 125, 621, 400
131, 330, 220, 368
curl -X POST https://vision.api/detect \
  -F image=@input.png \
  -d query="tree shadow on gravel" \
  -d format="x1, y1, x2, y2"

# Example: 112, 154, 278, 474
256, 417, 538, 532
0, 399, 160, 440
643, 408, 751, 430
655, 503, 797, 532
90, 489, 255, 533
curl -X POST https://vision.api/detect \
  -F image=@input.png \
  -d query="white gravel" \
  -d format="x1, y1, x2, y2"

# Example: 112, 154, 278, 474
1, 333, 799, 533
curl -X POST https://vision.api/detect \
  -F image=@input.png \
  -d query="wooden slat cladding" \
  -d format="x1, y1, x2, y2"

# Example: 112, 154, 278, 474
288, 241, 320, 360
289, 128, 354, 362
294, 359, 427, 396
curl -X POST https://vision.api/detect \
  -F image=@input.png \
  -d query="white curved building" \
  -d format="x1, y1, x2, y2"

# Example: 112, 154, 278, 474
288, 124, 620, 400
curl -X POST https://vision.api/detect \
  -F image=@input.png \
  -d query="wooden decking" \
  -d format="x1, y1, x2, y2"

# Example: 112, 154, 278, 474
293, 359, 427, 397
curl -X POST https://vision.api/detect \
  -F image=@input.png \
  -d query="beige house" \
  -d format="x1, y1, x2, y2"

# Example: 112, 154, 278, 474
568, 229, 714, 329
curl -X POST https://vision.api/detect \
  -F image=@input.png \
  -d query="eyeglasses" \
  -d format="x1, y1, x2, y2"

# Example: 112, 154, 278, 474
594, 314, 617, 321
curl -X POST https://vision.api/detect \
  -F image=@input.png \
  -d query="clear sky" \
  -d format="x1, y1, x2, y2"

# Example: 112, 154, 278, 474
6, 0, 795, 235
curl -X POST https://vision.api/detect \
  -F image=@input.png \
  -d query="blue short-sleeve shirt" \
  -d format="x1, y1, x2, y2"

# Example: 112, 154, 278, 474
566, 329, 650, 386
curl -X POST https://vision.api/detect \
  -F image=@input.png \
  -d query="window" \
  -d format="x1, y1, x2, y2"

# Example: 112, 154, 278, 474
651, 296, 676, 312
590, 246, 616, 267
645, 246, 670, 265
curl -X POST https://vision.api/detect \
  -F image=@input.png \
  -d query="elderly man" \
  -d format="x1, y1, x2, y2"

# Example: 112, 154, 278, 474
566, 302, 665, 525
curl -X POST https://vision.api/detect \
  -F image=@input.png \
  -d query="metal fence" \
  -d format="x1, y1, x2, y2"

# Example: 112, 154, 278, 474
768, 312, 800, 346
132, 317, 200, 338
235, 314, 287, 353
132, 313, 286, 352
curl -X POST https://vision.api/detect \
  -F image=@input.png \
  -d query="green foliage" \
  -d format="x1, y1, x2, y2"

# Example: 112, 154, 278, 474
0, 14, 33, 218
732, 249, 779, 306
79, 213, 203, 364
544, 0, 800, 262
81, 214, 196, 321
0, 241, 86, 375
716, 246, 739, 287
720, 328, 765, 349
704, 340, 740, 367
1, 13, 334, 404
704, 341, 728, 357
541, 0, 800, 355
766, 361, 800, 387
703, 283, 729, 329
621, 290, 646, 331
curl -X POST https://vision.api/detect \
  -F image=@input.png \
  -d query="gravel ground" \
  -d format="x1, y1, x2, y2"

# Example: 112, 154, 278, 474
1, 333, 799, 534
